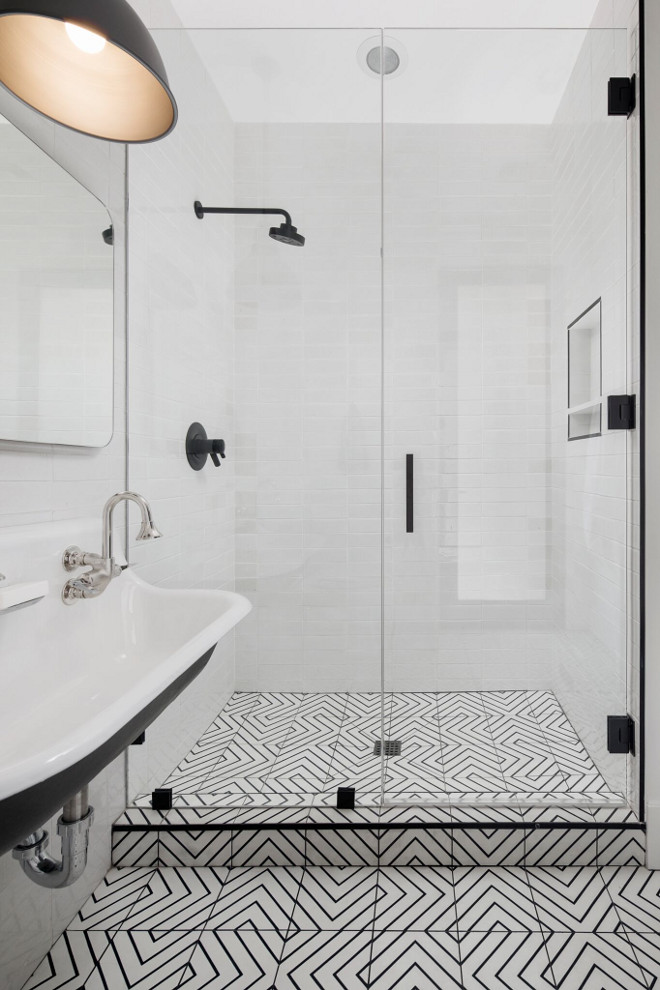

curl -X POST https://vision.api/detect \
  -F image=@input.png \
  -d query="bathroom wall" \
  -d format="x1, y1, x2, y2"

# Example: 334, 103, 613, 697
232, 120, 554, 692
126, 29, 238, 798
549, 13, 637, 798
0, 88, 127, 990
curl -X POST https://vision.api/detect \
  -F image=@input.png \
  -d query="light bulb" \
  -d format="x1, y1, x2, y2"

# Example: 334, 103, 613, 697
65, 22, 107, 55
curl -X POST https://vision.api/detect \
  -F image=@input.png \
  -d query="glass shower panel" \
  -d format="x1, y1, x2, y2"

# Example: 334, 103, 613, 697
222, 29, 385, 809
381, 29, 632, 808
131, 29, 386, 810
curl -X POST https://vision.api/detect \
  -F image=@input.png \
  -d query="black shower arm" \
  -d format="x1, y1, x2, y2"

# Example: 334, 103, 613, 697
194, 202, 292, 225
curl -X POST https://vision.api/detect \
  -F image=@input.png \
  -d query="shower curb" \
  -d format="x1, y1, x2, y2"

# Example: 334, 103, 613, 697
112, 807, 645, 868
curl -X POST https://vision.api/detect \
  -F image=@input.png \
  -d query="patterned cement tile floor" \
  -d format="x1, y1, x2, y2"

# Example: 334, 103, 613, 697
25, 864, 660, 988
139, 690, 623, 810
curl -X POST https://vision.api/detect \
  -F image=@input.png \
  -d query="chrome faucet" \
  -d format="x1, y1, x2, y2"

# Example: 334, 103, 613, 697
61, 492, 162, 605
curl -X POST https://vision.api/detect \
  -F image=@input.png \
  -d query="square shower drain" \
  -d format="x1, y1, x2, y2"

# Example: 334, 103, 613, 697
373, 739, 402, 756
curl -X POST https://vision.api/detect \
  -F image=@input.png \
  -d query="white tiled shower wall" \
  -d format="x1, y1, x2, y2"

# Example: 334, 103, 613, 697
0, 84, 127, 990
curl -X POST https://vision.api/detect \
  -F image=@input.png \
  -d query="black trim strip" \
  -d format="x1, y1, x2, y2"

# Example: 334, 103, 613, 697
113, 821, 646, 833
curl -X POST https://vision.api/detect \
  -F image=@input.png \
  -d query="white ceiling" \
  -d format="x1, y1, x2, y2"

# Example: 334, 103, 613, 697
184, 29, 593, 125
166, 0, 604, 30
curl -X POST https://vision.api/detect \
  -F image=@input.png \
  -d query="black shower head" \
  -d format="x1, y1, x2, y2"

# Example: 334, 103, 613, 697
194, 202, 305, 247
269, 222, 305, 247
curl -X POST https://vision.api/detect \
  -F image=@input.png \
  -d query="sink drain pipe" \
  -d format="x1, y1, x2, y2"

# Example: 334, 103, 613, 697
12, 787, 94, 888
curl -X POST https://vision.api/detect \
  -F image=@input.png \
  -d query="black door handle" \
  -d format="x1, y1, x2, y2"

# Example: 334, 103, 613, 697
406, 454, 413, 533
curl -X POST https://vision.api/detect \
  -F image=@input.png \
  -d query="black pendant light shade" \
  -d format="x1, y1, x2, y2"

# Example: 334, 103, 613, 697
0, 0, 177, 142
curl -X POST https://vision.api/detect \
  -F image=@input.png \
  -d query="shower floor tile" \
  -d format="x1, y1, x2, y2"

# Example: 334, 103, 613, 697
156, 691, 622, 810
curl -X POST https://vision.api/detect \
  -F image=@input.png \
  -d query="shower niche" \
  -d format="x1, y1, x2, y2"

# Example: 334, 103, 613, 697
568, 298, 602, 440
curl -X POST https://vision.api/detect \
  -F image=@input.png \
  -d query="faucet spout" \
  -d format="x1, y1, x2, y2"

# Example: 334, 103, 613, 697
62, 491, 161, 605
102, 491, 162, 563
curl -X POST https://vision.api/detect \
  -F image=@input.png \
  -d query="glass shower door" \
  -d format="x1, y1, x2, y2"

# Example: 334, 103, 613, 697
128, 28, 387, 810
380, 28, 633, 809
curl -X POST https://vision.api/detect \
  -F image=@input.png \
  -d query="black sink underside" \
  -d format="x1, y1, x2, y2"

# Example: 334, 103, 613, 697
0, 646, 214, 857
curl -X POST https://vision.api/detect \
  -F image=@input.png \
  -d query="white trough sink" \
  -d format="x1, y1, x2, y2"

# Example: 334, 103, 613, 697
0, 519, 251, 854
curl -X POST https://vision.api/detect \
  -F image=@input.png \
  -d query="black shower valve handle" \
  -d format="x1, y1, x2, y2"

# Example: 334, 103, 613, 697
185, 422, 226, 471
210, 439, 226, 468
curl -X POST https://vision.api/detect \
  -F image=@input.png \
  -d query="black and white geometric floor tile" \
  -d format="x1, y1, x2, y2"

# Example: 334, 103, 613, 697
69, 867, 155, 931
23, 932, 113, 990
84, 930, 200, 990
372, 866, 457, 931
368, 931, 464, 989
527, 867, 624, 933
543, 933, 650, 988
185, 931, 285, 990
600, 865, 660, 932
119, 867, 227, 931
231, 827, 307, 867
24, 865, 660, 989
158, 828, 232, 868
597, 828, 646, 868
205, 866, 304, 932
275, 929, 373, 990
452, 867, 543, 933
304, 827, 380, 867
159, 690, 623, 810
452, 826, 528, 867
377, 824, 454, 866
111, 828, 159, 869
523, 826, 599, 869
458, 931, 555, 990
288, 866, 378, 931
623, 930, 660, 987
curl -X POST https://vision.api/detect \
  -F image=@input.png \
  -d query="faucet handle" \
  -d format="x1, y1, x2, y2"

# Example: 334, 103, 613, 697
0, 574, 5, 582
210, 439, 226, 468
62, 546, 86, 572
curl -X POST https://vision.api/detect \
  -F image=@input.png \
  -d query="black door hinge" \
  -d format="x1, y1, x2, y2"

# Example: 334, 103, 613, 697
608, 75, 636, 116
607, 715, 635, 755
151, 788, 173, 811
336, 786, 355, 810
608, 394, 636, 430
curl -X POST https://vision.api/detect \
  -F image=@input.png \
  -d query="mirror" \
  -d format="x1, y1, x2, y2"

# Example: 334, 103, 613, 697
0, 112, 114, 447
